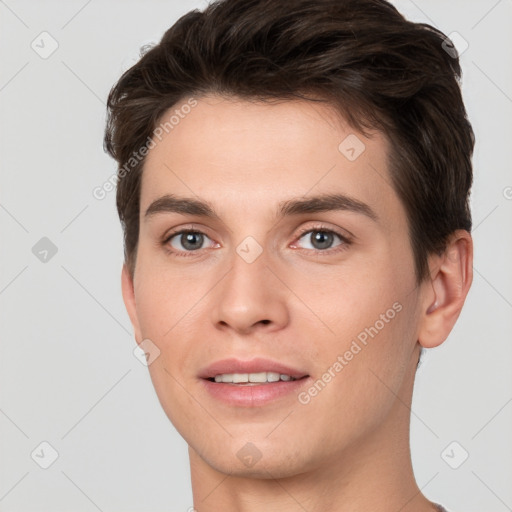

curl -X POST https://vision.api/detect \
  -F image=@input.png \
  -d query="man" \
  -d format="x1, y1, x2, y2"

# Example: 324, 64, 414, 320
103, 0, 474, 510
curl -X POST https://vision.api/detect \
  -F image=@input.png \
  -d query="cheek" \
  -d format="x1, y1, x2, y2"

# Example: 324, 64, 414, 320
292, 255, 417, 408
294, 303, 416, 451
134, 254, 199, 338
133, 266, 203, 435
288, 252, 412, 344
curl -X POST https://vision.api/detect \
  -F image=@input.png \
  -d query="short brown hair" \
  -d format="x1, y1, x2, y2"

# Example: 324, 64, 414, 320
104, 0, 474, 281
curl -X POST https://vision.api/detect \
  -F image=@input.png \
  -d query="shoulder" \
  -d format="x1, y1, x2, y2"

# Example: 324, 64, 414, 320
434, 504, 456, 512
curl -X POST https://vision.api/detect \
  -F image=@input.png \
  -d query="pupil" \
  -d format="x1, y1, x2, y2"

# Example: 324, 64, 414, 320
182, 232, 203, 250
312, 231, 332, 250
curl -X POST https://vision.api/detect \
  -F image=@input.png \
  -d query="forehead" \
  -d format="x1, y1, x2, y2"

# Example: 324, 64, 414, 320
140, 95, 402, 226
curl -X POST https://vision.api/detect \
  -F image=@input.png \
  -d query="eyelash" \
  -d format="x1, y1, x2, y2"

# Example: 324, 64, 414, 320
162, 224, 352, 258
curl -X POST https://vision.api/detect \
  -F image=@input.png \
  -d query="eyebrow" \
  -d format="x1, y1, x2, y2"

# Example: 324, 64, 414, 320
144, 193, 378, 222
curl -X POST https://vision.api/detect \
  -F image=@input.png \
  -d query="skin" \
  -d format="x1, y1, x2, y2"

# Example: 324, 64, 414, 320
121, 94, 473, 512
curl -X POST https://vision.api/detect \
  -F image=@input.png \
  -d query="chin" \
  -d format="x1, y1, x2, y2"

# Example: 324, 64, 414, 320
205, 450, 308, 480
192, 433, 321, 479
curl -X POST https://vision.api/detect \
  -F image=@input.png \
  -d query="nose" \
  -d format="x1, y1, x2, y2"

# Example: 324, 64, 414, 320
210, 247, 290, 335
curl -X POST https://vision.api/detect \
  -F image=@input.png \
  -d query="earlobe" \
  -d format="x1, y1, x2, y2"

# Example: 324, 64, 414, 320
418, 231, 473, 348
121, 263, 142, 343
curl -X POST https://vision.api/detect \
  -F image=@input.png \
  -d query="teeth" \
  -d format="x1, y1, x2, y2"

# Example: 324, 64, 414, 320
213, 372, 297, 383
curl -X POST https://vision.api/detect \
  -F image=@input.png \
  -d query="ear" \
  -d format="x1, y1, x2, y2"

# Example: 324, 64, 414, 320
418, 230, 473, 348
121, 263, 143, 343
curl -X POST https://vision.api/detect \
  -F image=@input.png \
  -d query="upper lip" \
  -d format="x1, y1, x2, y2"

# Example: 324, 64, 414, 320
199, 357, 309, 380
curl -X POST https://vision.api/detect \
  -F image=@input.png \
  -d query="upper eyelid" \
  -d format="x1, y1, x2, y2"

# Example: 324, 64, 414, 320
164, 223, 345, 238
163, 223, 213, 241
295, 226, 350, 240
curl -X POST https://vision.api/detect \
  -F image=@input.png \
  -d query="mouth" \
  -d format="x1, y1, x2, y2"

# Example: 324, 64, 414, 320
198, 358, 311, 406
205, 371, 307, 385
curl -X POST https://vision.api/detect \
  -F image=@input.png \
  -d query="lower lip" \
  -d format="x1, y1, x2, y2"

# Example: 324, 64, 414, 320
200, 378, 310, 407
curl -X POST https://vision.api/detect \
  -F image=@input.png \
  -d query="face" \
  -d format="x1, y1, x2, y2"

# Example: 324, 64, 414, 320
123, 94, 429, 478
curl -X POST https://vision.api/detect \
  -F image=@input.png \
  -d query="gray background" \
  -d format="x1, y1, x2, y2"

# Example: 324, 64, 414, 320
1, 0, 511, 511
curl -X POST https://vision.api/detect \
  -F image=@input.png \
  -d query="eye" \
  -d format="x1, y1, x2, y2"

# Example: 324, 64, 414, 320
165, 229, 215, 254
293, 227, 350, 253
162, 225, 351, 257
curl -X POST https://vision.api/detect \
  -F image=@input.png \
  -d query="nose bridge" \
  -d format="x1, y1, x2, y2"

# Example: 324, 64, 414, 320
210, 239, 289, 332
